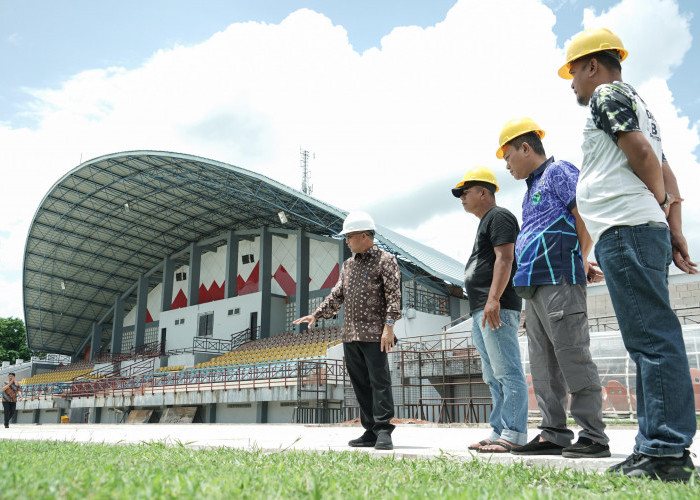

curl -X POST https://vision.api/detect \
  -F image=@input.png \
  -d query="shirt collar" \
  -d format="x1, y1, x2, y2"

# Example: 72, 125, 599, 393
354, 245, 379, 260
526, 156, 555, 190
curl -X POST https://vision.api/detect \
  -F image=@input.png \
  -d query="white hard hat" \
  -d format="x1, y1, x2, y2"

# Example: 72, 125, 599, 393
339, 211, 376, 235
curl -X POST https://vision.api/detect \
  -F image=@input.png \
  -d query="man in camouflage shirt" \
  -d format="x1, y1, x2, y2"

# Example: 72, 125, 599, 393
294, 211, 401, 450
560, 27, 696, 481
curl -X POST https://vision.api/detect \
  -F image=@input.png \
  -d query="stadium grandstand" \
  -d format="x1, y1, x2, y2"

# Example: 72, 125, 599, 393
15, 150, 469, 424
12, 150, 700, 426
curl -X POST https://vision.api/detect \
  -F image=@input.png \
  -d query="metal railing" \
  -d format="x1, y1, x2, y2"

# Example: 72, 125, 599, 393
64, 358, 347, 399
404, 286, 450, 316
19, 382, 72, 400
588, 306, 700, 332
230, 326, 258, 348
193, 337, 234, 353
166, 331, 257, 356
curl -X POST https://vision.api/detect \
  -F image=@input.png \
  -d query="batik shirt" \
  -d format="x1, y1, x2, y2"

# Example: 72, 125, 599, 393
578, 81, 667, 242
312, 246, 401, 342
514, 157, 586, 287
2, 381, 20, 402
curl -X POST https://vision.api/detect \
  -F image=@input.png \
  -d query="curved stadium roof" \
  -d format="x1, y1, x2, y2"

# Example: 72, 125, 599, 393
23, 151, 464, 355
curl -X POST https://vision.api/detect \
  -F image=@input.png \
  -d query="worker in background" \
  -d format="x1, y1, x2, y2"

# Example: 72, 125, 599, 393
453, 167, 528, 453
497, 117, 610, 459
559, 27, 696, 481
2, 372, 22, 428
293, 211, 401, 451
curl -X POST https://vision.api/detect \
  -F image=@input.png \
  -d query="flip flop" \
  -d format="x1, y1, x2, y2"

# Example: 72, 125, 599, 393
477, 440, 517, 454
468, 439, 492, 450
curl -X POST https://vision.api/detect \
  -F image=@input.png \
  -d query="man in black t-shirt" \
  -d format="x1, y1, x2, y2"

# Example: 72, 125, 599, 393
452, 166, 528, 453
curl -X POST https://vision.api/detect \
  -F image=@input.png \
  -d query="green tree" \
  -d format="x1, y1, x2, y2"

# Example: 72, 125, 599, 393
0, 317, 32, 363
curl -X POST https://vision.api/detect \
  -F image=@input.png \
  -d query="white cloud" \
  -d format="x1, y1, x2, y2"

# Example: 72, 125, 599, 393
580, 0, 692, 84
0, 0, 698, 319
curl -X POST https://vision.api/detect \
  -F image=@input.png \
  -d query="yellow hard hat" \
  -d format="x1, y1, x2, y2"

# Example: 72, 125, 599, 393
496, 117, 545, 159
558, 27, 628, 79
452, 166, 499, 197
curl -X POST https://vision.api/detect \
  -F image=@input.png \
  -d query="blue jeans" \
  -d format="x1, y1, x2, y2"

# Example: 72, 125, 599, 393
472, 308, 528, 445
595, 224, 696, 456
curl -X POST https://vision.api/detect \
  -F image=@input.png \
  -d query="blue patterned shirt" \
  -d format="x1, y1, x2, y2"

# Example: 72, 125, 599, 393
514, 157, 586, 287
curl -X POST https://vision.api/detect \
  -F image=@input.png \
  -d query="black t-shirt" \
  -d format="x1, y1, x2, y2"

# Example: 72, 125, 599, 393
464, 206, 522, 314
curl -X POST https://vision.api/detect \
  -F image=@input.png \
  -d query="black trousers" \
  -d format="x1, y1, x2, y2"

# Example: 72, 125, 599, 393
343, 341, 395, 435
3, 401, 16, 426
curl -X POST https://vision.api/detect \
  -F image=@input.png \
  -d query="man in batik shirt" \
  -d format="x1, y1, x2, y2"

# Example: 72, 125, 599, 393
2, 372, 22, 428
294, 211, 401, 450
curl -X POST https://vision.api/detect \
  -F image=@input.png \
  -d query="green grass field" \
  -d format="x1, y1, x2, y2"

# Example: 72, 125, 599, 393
1, 440, 697, 499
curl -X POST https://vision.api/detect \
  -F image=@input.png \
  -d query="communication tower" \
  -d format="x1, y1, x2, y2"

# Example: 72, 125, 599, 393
300, 148, 313, 196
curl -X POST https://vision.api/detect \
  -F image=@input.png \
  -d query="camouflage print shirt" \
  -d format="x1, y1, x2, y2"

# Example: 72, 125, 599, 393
578, 80, 667, 242
312, 246, 401, 342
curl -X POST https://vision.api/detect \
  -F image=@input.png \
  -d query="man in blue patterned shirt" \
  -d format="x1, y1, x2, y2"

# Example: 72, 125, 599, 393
496, 117, 609, 458
560, 27, 696, 481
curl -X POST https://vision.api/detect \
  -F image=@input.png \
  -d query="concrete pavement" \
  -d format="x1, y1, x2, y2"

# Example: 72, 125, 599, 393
3, 422, 698, 473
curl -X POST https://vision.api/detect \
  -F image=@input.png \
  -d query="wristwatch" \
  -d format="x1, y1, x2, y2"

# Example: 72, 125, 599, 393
659, 192, 671, 209
385, 319, 395, 327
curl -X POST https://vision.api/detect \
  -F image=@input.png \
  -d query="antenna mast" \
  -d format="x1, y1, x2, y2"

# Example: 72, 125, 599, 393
300, 148, 313, 195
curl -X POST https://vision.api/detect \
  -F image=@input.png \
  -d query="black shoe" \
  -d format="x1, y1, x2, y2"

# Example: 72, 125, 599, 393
562, 437, 611, 458
609, 450, 696, 482
3, 424, 7, 429
510, 435, 564, 456
348, 431, 376, 447
607, 453, 638, 474
374, 432, 393, 450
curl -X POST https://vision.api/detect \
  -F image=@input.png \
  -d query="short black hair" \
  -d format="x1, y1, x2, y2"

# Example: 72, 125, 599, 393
9, 372, 15, 377
507, 131, 545, 156
576, 50, 622, 75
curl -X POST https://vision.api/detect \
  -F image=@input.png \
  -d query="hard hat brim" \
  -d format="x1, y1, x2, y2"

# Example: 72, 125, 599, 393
496, 128, 545, 158
558, 62, 574, 79
558, 47, 629, 80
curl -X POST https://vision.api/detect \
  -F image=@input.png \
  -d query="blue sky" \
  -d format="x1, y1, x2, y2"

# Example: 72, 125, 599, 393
1, 0, 457, 126
0, 0, 699, 317
2, 0, 698, 129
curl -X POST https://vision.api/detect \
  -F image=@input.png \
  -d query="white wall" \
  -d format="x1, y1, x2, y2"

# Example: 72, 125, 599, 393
160, 293, 262, 351
215, 403, 257, 423
123, 234, 341, 330
99, 408, 128, 424
395, 309, 452, 339
270, 295, 289, 336
327, 343, 344, 361
267, 402, 295, 424
38, 409, 61, 424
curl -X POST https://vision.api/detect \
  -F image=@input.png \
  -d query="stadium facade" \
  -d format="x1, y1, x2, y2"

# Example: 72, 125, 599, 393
11, 150, 700, 425
16, 151, 469, 424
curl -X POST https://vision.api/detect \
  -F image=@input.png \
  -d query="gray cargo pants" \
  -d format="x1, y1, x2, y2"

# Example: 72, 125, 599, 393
526, 279, 608, 447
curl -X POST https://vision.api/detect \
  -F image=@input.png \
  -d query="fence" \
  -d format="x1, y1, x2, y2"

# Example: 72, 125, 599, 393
385, 340, 492, 424
62, 358, 347, 400
404, 282, 450, 316
519, 324, 700, 416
